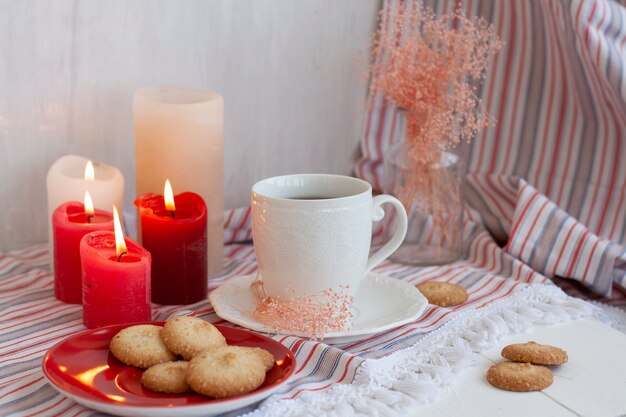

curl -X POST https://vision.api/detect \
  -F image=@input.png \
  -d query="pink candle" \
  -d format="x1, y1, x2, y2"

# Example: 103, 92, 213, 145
80, 208, 151, 329
52, 195, 113, 304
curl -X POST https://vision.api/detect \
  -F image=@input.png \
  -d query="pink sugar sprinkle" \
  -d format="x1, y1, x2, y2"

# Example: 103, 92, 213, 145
251, 278, 353, 340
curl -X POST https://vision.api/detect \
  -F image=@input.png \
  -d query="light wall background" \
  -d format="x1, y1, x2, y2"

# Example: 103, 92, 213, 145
0, 0, 380, 251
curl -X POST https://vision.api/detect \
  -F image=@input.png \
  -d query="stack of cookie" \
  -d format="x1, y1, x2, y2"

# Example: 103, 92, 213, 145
487, 341, 568, 392
109, 316, 274, 398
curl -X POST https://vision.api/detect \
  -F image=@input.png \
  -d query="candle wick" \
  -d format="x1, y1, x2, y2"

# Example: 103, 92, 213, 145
117, 251, 128, 263
87, 215, 93, 223
170, 211, 175, 219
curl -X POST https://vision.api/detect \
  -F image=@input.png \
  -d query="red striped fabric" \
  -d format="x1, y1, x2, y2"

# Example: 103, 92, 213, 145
357, 0, 626, 299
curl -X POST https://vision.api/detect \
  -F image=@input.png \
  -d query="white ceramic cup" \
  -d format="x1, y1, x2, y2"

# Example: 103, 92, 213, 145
251, 174, 408, 299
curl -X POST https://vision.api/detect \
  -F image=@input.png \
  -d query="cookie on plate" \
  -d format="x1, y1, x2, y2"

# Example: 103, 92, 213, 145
109, 324, 176, 368
250, 347, 275, 372
486, 362, 553, 392
416, 281, 469, 307
161, 316, 227, 361
501, 341, 568, 365
186, 345, 266, 398
141, 361, 191, 394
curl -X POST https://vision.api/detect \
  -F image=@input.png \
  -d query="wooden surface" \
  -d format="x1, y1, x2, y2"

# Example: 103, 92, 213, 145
407, 319, 626, 417
0, 0, 379, 251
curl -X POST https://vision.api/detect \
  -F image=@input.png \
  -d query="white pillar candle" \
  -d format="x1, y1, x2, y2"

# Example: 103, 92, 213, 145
134, 86, 224, 278
46, 154, 124, 270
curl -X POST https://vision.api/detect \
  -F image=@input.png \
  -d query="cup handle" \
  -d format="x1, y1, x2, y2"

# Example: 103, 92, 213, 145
365, 194, 408, 273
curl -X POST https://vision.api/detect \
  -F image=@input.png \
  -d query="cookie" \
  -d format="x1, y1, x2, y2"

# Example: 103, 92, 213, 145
486, 362, 553, 392
186, 345, 266, 398
416, 281, 469, 307
109, 325, 177, 368
248, 346, 275, 372
161, 316, 227, 360
141, 361, 191, 394
501, 341, 568, 365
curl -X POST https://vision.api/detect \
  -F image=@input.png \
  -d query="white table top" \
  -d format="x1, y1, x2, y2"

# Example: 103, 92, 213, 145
406, 318, 626, 417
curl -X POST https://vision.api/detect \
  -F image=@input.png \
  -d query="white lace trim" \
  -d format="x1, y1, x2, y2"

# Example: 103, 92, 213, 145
591, 300, 626, 333
245, 284, 611, 417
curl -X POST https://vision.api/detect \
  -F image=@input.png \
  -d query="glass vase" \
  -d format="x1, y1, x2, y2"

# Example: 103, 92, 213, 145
382, 116, 465, 266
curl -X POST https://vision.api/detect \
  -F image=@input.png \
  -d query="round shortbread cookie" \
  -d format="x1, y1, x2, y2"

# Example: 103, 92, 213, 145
248, 346, 275, 372
141, 361, 191, 394
109, 325, 177, 369
186, 346, 266, 399
161, 316, 227, 361
416, 281, 469, 307
486, 362, 553, 392
501, 341, 568, 365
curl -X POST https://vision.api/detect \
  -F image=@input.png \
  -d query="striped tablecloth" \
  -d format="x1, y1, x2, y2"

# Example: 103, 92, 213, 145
5, 0, 626, 415
1, 208, 624, 417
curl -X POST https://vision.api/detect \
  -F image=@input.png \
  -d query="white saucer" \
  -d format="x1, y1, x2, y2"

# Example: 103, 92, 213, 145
209, 272, 429, 343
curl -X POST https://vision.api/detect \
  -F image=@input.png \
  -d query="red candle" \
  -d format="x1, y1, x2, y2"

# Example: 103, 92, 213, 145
52, 194, 114, 303
134, 180, 207, 305
80, 208, 151, 328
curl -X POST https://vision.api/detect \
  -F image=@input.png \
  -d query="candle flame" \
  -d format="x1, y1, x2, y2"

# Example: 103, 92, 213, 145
84, 160, 95, 181
112, 206, 127, 256
164, 179, 176, 212
84, 191, 95, 216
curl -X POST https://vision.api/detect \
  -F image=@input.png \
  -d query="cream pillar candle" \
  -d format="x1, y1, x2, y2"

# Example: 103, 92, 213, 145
46, 155, 124, 270
134, 86, 224, 278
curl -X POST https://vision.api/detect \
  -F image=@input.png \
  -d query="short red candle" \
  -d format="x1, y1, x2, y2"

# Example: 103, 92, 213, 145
80, 231, 151, 328
52, 202, 114, 303
135, 192, 207, 305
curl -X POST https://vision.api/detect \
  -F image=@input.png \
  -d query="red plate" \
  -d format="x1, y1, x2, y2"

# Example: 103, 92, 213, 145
42, 322, 296, 417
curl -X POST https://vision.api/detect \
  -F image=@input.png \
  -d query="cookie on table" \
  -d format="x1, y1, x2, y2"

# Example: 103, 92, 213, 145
486, 362, 553, 392
141, 361, 191, 394
501, 341, 568, 365
416, 281, 469, 307
161, 316, 227, 361
109, 324, 176, 368
186, 345, 266, 398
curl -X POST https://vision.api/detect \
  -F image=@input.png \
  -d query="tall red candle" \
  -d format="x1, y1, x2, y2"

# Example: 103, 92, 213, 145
80, 228, 151, 329
135, 190, 207, 305
52, 200, 114, 303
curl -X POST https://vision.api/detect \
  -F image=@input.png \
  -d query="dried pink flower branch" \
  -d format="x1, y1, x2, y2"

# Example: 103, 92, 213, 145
370, 3, 501, 164
370, 3, 501, 248
251, 277, 353, 340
